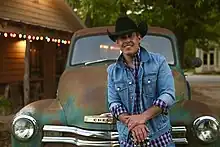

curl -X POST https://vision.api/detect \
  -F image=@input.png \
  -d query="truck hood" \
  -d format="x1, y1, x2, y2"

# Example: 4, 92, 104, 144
57, 63, 112, 130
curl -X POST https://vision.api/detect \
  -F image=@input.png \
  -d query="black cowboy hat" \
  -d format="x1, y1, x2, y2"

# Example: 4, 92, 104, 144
107, 16, 148, 42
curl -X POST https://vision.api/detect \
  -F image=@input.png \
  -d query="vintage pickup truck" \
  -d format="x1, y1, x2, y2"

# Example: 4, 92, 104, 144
11, 26, 220, 147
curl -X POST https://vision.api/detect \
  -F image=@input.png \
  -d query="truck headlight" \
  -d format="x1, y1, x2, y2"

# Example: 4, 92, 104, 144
12, 115, 38, 141
193, 116, 219, 143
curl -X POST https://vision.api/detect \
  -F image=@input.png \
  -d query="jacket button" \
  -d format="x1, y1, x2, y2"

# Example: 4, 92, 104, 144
147, 80, 151, 84
117, 87, 120, 91
128, 81, 132, 85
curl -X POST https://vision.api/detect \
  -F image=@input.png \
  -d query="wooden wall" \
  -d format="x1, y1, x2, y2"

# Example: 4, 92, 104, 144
0, 36, 25, 84
0, 36, 69, 98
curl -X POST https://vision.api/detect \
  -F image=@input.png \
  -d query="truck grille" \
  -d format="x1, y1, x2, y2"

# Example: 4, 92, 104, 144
42, 125, 188, 146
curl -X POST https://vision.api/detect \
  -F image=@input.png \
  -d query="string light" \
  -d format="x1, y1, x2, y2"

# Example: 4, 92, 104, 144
47, 38, 50, 42
4, 33, 7, 37
0, 31, 71, 45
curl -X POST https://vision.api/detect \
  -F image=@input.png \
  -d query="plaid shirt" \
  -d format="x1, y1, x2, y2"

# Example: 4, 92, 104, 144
110, 50, 173, 147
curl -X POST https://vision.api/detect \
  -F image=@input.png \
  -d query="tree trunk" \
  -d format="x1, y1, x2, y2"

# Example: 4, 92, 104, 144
119, 2, 127, 16
175, 28, 187, 68
177, 38, 186, 68
24, 39, 30, 106
85, 11, 93, 27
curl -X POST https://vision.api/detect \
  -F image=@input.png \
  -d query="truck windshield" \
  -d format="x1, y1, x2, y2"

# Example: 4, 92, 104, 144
71, 34, 175, 65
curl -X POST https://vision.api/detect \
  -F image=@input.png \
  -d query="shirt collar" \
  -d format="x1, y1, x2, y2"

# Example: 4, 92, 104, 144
117, 48, 140, 63
116, 46, 150, 68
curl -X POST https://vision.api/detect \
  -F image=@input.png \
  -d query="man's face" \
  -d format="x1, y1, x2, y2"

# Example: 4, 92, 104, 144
116, 32, 141, 56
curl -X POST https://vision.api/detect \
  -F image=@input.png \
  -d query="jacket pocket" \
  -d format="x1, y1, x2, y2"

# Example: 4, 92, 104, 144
142, 73, 157, 98
115, 82, 129, 103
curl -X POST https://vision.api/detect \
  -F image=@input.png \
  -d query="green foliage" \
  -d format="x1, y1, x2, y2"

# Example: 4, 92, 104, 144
0, 95, 12, 115
0, 96, 10, 106
66, 0, 220, 65
66, 0, 122, 27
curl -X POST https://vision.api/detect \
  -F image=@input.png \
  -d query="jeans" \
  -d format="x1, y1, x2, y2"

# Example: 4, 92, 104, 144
167, 142, 176, 147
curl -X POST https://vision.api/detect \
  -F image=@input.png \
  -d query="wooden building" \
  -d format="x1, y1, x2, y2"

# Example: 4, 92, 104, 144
195, 47, 220, 73
0, 0, 85, 108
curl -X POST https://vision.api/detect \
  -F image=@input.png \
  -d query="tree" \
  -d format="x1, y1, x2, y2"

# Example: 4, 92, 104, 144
66, 0, 124, 27
67, 0, 220, 67
144, 0, 220, 67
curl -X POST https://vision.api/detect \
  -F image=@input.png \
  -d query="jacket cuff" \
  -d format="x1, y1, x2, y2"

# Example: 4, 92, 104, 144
157, 93, 175, 108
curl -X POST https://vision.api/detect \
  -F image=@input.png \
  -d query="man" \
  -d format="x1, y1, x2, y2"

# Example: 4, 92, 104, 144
107, 16, 176, 147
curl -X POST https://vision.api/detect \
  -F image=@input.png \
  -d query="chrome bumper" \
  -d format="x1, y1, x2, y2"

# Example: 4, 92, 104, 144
42, 137, 119, 146
42, 125, 188, 146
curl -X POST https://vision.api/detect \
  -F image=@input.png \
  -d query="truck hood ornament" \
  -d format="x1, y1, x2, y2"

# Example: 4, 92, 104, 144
84, 113, 115, 124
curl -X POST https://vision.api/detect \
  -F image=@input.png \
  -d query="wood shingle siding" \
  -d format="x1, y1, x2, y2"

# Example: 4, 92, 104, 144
0, 0, 85, 32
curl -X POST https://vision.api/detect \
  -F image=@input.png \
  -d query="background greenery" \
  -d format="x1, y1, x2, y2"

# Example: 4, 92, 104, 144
66, 0, 220, 68
0, 96, 12, 116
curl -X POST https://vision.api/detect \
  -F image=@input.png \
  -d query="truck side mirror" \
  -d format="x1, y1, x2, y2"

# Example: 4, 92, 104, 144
184, 57, 202, 68
191, 57, 202, 68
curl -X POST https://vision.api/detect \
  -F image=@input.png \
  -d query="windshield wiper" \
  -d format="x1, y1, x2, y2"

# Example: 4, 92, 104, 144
85, 59, 116, 66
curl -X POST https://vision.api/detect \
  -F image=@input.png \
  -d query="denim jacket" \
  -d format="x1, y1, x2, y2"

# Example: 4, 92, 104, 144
107, 47, 176, 142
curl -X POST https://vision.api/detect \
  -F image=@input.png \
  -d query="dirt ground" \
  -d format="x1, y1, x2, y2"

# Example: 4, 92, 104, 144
0, 83, 219, 147
190, 83, 220, 115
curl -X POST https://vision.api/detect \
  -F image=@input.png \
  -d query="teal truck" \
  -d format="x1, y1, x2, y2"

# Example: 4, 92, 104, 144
11, 26, 220, 147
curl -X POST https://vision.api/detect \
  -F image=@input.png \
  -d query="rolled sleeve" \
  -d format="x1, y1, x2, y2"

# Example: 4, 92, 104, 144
110, 104, 127, 119
157, 56, 176, 108
157, 93, 175, 109
107, 64, 127, 118
153, 98, 169, 114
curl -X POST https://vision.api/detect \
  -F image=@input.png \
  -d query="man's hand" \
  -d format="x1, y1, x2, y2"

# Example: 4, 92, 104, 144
118, 113, 130, 125
125, 114, 147, 131
131, 124, 149, 143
